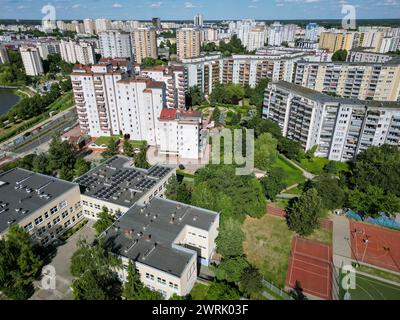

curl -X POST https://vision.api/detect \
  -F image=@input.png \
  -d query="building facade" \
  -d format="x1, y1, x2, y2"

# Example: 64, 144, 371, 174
99, 30, 132, 59
130, 28, 158, 64
263, 81, 400, 162
19, 45, 44, 76
176, 28, 201, 61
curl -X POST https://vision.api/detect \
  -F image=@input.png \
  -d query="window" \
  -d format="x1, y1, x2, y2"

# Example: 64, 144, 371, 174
59, 201, 67, 209
24, 223, 34, 232
64, 220, 71, 228
82, 201, 88, 206
37, 226, 46, 236
50, 206, 58, 214
44, 212, 49, 219
62, 211, 69, 219
34, 216, 43, 226
53, 217, 61, 225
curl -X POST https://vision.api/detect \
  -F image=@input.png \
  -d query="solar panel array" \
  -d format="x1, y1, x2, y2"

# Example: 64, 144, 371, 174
147, 166, 170, 178
76, 175, 97, 188
133, 178, 157, 191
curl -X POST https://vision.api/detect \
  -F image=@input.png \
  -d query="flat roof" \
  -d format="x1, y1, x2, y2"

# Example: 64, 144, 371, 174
271, 81, 400, 109
0, 168, 78, 234
103, 197, 219, 277
75, 156, 173, 208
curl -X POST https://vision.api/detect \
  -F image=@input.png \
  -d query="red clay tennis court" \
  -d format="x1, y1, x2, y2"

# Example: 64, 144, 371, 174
286, 237, 333, 300
350, 220, 400, 272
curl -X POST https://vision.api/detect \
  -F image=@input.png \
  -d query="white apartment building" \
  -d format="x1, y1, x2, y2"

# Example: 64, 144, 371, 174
263, 81, 400, 162
246, 26, 268, 51
268, 22, 297, 46
294, 59, 400, 102
194, 14, 204, 27
141, 65, 185, 109
347, 50, 393, 63
176, 28, 201, 61
36, 40, 61, 60
305, 23, 320, 42
99, 30, 132, 59
60, 40, 96, 65
157, 109, 204, 159
19, 45, 44, 76
95, 19, 111, 33
130, 28, 157, 64
0, 45, 9, 64
0, 168, 83, 247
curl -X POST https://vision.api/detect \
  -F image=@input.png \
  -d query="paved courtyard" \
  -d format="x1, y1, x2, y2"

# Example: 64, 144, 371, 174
30, 220, 96, 300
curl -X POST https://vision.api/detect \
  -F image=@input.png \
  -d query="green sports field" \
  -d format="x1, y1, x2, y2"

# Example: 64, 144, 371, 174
342, 274, 400, 300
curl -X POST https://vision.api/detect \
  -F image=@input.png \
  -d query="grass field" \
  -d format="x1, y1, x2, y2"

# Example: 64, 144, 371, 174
243, 214, 294, 288
342, 273, 400, 300
94, 136, 120, 146
298, 157, 350, 175
272, 155, 305, 187
355, 264, 400, 284
307, 227, 333, 245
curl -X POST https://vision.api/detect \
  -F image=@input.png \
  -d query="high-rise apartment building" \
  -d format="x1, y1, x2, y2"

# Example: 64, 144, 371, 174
83, 19, 96, 35
268, 22, 297, 46
99, 30, 132, 59
194, 14, 204, 27
19, 45, 44, 76
305, 23, 320, 42
95, 19, 111, 33
263, 81, 400, 162
294, 59, 400, 102
176, 28, 201, 61
60, 40, 96, 65
130, 28, 158, 64
36, 41, 61, 60
0, 45, 9, 64
318, 31, 357, 52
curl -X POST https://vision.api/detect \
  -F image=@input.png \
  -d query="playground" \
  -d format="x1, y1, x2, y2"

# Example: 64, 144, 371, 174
350, 221, 400, 272
286, 237, 333, 300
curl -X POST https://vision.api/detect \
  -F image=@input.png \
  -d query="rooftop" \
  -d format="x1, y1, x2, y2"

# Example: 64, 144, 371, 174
103, 197, 219, 277
0, 168, 78, 234
75, 156, 173, 208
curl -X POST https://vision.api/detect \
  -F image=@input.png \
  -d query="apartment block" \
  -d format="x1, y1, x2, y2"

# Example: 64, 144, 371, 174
263, 81, 400, 162
347, 50, 393, 63
130, 28, 157, 64
294, 59, 400, 102
140, 65, 185, 109
102, 197, 219, 298
60, 40, 96, 65
0, 169, 83, 247
99, 30, 132, 59
19, 45, 44, 76
0, 45, 9, 64
157, 109, 205, 159
36, 40, 61, 60
75, 156, 175, 220
176, 28, 201, 61
318, 31, 357, 52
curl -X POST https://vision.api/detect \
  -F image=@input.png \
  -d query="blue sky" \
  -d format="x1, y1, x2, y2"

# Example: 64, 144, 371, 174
0, 0, 399, 20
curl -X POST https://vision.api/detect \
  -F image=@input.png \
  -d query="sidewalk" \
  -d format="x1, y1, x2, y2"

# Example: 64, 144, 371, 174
332, 214, 352, 268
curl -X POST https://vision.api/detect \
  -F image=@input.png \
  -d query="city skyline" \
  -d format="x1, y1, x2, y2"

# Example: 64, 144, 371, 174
0, 0, 400, 20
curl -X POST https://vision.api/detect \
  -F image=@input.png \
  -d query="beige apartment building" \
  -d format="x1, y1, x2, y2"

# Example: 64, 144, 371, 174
294, 58, 400, 102
0, 169, 83, 246
131, 28, 158, 64
176, 28, 201, 61
318, 32, 357, 52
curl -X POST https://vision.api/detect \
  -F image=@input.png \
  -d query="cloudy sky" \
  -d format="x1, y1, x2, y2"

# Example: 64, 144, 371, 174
0, 0, 399, 20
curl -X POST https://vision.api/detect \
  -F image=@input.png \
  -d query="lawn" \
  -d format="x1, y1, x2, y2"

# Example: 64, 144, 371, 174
94, 136, 120, 146
272, 155, 305, 187
341, 273, 400, 300
307, 227, 333, 245
48, 91, 74, 112
298, 157, 350, 175
190, 283, 209, 300
243, 214, 294, 288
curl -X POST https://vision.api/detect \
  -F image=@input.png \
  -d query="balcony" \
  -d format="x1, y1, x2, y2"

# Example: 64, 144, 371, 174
73, 86, 83, 91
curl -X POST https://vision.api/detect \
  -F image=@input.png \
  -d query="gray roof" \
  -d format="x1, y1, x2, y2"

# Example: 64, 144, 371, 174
0, 168, 78, 234
271, 81, 400, 109
75, 156, 173, 208
103, 197, 219, 277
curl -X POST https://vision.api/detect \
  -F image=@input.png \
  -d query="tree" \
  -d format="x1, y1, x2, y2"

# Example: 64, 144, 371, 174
260, 168, 288, 201
133, 144, 149, 169
213, 257, 249, 284
102, 139, 119, 160
123, 140, 134, 158
74, 158, 91, 177
254, 133, 278, 171
216, 218, 245, 258
142, 57, 165, 68
0, 225, 43, 300
277, 138, 304, 161
93, 207, 116, 235
332, 49, 348, 62
165, 175, 192, 204
186, 86, 204, 107
286, 189, 325, 236
304, 174, 345, 210
70, 239, 122, 300
242, 116, 282, 139
59, 165, 74, 181
32, 153, 49, 174
205, 281, 241, 300
48, 134, 77, 171
239, 266, 263, 297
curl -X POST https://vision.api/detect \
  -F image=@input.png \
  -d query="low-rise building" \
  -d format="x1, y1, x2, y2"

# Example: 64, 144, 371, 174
102, 197, 220, 299
75, 156, 175, 220
0, 169, 83, 246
